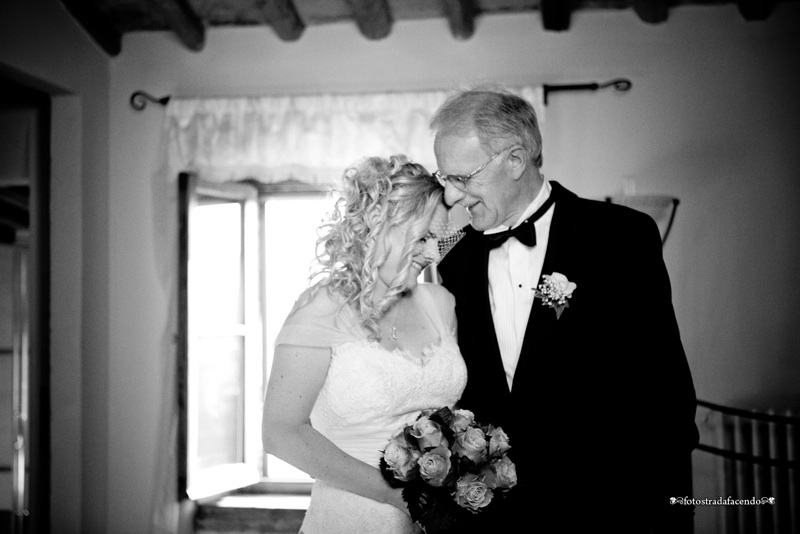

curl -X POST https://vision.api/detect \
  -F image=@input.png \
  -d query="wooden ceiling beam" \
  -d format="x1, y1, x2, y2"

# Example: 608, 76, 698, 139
344, 0, 393, 40
540, 0, 572, 32
59, 0, 122, 57
633, 0, 670, 24
737, 0, 775, 20
146, 0, 205, 52
441, 0, 477, 40
260, 0, 305, 41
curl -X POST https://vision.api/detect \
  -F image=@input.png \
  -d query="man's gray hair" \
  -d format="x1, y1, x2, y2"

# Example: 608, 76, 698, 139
430, 85, 543, 168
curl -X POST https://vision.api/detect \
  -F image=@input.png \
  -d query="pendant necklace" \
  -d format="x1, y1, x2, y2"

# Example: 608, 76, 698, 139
386, 298, 406, 341
390, 304, 400, 340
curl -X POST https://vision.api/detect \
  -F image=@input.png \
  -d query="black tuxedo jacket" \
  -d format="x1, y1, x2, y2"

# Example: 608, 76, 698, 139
438, 182, 698, 533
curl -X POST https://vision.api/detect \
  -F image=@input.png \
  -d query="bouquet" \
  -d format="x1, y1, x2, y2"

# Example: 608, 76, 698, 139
380, 407, 517, 533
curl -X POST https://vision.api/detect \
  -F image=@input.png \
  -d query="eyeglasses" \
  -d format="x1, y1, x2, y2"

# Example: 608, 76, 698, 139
434, 145, 514, 191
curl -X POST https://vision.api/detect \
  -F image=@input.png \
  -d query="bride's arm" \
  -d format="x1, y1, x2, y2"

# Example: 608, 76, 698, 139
261, 343, 407, 512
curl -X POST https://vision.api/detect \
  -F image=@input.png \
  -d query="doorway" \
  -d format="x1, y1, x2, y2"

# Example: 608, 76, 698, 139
0, 74, 50, 534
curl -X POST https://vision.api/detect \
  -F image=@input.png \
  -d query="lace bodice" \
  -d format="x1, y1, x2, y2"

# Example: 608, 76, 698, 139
312, 334, 467, 468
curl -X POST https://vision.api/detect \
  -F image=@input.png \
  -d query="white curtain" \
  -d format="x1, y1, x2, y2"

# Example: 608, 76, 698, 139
165, 86, 544, 185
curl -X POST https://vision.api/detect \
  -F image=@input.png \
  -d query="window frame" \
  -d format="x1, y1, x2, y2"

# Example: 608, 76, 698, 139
177, 173, 263, 501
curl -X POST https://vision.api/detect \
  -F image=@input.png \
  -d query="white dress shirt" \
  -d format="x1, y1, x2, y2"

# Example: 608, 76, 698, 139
485, 180, 554, 390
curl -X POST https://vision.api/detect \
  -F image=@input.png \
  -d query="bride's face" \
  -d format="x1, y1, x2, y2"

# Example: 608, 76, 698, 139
376, 203, 447, 293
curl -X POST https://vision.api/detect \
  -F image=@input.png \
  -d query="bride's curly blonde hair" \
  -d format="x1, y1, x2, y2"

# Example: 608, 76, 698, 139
310, 154, 443, 338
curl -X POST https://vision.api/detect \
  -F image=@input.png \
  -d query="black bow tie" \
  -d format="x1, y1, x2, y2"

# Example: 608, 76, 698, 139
484, 192, 556, 249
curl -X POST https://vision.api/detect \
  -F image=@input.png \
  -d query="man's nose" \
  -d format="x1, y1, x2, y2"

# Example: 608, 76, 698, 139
443, 182, 465, 207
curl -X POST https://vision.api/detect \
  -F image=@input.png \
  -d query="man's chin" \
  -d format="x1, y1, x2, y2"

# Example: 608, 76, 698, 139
464, 206, 492, 231
469, 217, 491, 232
448, 204, 472, 230
464, 210, 481, 229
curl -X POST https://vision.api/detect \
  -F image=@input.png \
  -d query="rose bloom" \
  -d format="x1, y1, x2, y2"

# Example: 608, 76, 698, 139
455, 473, 493, 513
481, 456, 517, 490
410, 416, 448, 450
418, 445, 452, 487
451, 409, 475, 433
488, 426, 511, 457
384, 433, 420, 481
453, 426, 488, 463
549, 272, 577, 296
493, 456, 518, 489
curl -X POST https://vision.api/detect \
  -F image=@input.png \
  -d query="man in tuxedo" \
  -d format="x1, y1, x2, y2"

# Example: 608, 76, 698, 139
431, 88, 698, 533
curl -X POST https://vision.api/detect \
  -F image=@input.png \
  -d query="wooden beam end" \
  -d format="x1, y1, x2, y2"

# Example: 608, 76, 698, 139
540, 0, 572, 32
633, 0, 670, 24
737, 0, 774, 21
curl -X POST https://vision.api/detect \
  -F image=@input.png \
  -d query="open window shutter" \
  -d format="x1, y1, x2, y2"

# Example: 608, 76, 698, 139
178, 173, 262, 500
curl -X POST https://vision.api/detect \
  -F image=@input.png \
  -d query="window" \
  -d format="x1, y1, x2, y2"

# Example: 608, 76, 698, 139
178, 174, 263, 500
179, 175, 333, 499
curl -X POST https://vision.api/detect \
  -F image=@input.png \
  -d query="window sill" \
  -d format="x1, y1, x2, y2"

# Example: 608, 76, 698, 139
213, 493, 310, 510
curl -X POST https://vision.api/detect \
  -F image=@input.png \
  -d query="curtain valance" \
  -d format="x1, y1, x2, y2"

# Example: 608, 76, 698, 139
166, 87, 544, 185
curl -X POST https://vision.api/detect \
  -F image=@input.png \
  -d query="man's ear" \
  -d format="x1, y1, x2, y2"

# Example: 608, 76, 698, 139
507, 145, 528, 181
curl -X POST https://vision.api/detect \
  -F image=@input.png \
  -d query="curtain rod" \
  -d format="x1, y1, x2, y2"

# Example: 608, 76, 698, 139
129, 78, 632, 111
542, 78, 631, 106
130, 90, 171, 111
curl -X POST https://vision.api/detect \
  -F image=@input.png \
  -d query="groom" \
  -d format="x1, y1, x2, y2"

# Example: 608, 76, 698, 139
432, 88, 698, 533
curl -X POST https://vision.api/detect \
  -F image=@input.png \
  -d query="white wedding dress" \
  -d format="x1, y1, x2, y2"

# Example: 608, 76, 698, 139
274, 283, 467, 534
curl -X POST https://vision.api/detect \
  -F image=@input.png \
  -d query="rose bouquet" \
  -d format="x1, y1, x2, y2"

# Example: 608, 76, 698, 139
380, 407, 517, 533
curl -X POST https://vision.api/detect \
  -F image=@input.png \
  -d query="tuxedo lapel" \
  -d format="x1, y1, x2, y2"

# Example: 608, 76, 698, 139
450, 229, 511, 400
513, 182, 579, 393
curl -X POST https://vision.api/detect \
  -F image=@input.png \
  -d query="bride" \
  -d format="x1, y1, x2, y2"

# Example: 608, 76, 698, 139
261, 154, 467, 533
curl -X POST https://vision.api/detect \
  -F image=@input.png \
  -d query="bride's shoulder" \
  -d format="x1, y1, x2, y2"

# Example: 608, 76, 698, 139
416, 282, 455, 309
415, 283, 457, 334
289, 282, 347, 319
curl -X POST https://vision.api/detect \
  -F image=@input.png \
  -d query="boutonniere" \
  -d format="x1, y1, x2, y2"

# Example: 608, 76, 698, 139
534, 272, 576, 319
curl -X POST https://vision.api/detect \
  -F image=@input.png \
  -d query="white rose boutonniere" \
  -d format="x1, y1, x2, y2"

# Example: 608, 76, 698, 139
534, 272, 576, 319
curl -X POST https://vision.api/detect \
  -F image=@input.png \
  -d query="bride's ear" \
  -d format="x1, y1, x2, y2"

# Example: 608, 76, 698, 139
367, 206, 384, 228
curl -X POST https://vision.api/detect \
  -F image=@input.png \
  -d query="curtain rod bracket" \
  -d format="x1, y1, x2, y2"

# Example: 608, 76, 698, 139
130, 90, 171, 111
543, 78, 631, 106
